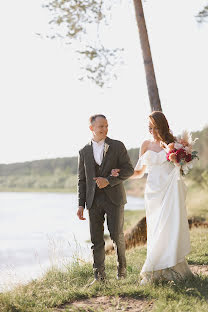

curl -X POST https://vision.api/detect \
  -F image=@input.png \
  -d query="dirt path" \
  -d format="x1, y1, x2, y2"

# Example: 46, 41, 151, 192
190, 264, 208, 276
54, 296, 154, 312
54, 265, 208, 312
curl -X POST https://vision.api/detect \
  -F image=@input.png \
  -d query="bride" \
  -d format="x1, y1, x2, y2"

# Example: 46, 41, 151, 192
112, 111, 193, 284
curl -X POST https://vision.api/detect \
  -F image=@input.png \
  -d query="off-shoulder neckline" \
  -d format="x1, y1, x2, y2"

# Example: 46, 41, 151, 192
141, 149, 165, 156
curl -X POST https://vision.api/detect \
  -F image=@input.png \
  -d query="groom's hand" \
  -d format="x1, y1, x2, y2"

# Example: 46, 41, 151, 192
77, 206, 86, 220
93, 177, 109, 189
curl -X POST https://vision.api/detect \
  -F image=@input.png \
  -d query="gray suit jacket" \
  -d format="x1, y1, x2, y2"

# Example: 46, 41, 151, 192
78, 137, 134, 209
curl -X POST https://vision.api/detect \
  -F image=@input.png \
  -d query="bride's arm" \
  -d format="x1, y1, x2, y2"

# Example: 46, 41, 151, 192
130, 166, 146, 179
111, 140, 149, 179
130, 140, 149, 179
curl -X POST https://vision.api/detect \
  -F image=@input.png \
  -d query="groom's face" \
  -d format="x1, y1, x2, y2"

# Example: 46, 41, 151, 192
90, 117, 108, 141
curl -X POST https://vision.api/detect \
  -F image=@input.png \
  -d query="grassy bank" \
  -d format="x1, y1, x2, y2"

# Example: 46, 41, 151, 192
123, 210, 145, 231
0, 227, 207, 312
0, 174, 77, 193
0, 178, 143, 196
0, 180, 207, 311
0, 187, 77, 193
186, 180, 208, 220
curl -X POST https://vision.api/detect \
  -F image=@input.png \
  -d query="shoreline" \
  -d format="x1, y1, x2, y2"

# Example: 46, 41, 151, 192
0, 187, 145, 198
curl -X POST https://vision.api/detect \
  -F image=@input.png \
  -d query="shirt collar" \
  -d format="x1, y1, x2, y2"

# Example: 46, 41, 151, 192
92, 139, 105, 146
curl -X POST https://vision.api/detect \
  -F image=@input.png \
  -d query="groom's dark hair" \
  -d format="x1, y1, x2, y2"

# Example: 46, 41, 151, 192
89, 114, 107, 125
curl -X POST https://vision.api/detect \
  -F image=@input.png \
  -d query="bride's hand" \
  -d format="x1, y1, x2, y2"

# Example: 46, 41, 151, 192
111, 169, 120, 177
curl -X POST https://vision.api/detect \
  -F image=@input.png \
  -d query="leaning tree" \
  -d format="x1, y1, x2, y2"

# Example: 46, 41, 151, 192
133, 0, 161, 112
44, 0, 162, 111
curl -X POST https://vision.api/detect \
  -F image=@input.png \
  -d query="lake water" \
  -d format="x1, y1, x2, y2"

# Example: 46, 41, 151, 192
0, 192, 144, 291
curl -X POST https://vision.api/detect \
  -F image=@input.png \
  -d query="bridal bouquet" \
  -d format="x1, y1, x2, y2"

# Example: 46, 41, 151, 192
162, 130, 199, 175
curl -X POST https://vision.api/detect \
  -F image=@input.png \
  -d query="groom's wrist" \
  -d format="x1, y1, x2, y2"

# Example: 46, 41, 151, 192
106, 176, 115, 186
78, 201, 85, 208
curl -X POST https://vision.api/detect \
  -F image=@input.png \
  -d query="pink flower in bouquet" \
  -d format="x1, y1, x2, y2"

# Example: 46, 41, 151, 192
169, 153, 177, 162
166, 151, 171, 161
178, 138, 189, 147
175, 148, 186, 163
185, 153, 192, 162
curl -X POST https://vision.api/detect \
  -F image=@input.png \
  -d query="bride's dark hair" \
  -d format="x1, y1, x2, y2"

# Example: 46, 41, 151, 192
149, 111, 176, 145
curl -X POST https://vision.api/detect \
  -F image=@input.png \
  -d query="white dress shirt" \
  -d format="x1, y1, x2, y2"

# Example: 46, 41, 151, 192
92, 139, 105, 166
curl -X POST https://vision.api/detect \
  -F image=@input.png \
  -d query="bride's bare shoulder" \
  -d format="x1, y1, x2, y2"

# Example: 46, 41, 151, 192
140, 140, 150, 155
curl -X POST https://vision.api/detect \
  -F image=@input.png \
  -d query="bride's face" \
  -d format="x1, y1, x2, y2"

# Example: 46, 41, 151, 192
149, 120, 160, 141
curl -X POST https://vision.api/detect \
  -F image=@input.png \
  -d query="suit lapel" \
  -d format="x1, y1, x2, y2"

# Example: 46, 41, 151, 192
100, 137, 111, 172
85, 142, 96, 176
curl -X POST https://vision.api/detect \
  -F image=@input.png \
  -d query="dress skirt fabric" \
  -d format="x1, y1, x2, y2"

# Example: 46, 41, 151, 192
135, 150, 193, 282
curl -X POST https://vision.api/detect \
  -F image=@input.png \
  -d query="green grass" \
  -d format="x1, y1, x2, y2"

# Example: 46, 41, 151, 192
186, 180, 208, 220
123, 209, 145, 231
0, 227, 207, 312
188, 227, 208, 265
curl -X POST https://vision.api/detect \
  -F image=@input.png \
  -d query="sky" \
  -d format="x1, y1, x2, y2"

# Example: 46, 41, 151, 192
0, 0, 208, 164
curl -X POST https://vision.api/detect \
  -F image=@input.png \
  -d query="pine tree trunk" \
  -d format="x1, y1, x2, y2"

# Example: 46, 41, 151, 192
133, 0, 162, 112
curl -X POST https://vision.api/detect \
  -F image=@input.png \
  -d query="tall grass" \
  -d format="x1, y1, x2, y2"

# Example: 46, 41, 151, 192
0, 227, 207, 312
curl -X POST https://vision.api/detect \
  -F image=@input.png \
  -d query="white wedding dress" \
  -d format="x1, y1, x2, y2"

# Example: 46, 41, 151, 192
135, 149, 193, 283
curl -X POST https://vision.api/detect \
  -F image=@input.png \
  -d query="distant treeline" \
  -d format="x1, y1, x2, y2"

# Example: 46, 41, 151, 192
0, 147, 139, 191
0, 150, 140, 178
0, 157, 78, 177
0, 127, 207, 191
0, 157, 78, 192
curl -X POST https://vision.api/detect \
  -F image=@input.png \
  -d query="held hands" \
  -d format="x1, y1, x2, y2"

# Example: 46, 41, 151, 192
111, 169, 120, 177
77, 206, 86, 220
93, 177, 109, 189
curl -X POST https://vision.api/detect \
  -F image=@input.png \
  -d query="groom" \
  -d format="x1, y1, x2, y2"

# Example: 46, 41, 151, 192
77, 114, 134, 282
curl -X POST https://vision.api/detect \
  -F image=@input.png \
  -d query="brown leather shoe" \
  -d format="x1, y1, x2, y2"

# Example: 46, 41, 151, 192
94, 270, 106, 281
117, 267, 126, 280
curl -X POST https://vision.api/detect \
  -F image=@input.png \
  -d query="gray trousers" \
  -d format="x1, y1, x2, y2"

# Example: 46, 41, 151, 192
88, 189, 126, 276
